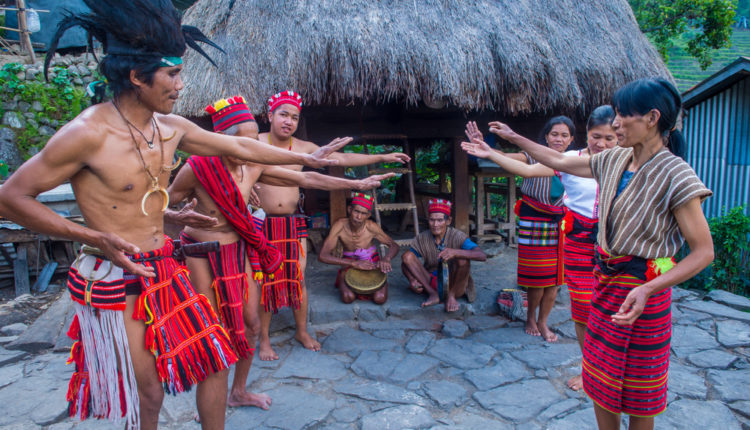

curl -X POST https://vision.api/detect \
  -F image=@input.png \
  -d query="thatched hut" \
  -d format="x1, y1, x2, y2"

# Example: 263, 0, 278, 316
176, 0, 671, 232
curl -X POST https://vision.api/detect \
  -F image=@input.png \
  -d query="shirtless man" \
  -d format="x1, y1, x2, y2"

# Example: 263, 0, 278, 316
318, 193, 399, 304
255, 90, 410, 360
168, 96, 392, 410
401, 199, 487, 312
0, 3, 343, 429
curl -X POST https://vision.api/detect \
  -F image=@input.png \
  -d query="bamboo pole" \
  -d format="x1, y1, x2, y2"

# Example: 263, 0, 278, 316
16, 0, 36, 64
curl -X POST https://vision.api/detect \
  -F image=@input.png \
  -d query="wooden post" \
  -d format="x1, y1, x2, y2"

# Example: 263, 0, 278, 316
14, 244, 30, 297
452, 138, 470, 233
329, 166, 347, 224
16, 0, 36, 64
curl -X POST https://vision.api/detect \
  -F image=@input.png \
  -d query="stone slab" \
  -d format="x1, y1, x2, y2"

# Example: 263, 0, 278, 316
687, 349, 738, 369
668, 362, 707, 399
0, 323, 27, 336
729, 401, 750, 419
707, 289, 750, 312
423, 380, 468, 407
465, 315, 507, 331
350, 350, 404, 381
322, 326, 398, 355
463, 355, 528, 390
405, 331, 435, 353
546, 408, 598, 430
473, 378, 564, 422
679, 300, 750, 323
538, 398, 582, 421
0, 346, 26, 367
707, 369, 750, 402
510, 343, 581, 370
273, 347, 348, 380
716, 319, 750, 348
670, 325, 719, 357
442, 319, 470, 338
333, 379, 426, 406
470, 326, 545, 350
6, 294, 72, 353
657, 399, 741, 430
427, 338, 497, 369
389, 354, 439, 383
360, 405, 435, 430
371, 329, 405, 339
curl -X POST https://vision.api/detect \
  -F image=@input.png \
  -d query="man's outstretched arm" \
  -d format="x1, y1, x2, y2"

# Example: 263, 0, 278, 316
258, 166, 395, 191
176, 116, 345, 169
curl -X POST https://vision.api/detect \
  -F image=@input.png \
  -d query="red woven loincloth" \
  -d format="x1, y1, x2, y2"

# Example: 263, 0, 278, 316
180, 231, 253, 359
257, 215, 307, 313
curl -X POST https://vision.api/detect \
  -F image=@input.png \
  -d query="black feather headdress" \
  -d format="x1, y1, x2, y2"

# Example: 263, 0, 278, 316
44, 0, 223, 80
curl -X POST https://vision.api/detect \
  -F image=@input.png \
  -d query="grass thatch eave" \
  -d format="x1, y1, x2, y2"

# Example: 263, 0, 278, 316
175, 0, 671, 117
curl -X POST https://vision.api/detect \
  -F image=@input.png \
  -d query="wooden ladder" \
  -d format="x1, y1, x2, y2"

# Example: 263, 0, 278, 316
361, 134, 419, 247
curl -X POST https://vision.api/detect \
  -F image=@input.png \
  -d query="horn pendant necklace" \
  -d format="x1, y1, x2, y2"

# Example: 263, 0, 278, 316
113, 100, 181, 216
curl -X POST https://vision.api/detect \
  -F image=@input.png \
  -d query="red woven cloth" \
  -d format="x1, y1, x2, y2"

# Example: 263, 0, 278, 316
187, 155, 282, 274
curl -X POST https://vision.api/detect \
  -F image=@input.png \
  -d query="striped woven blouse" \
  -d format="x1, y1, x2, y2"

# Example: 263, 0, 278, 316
590, 146, 712, 259
519, 152, 565, 206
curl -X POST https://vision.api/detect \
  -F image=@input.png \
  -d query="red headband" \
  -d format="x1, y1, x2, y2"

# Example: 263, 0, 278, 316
205, 96, 255, 132
268, 90, 303, 112
428, 198, 452, 216
351, 192, 375, 211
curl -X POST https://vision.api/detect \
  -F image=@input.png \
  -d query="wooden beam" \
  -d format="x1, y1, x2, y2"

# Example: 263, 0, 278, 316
328, 166, 347, 224
14, 244, 30, 297
452, 138, 470, 233
16, 0, 36, 64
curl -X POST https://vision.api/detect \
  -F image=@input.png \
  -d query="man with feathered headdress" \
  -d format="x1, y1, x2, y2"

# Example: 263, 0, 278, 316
0, 1, 345, 429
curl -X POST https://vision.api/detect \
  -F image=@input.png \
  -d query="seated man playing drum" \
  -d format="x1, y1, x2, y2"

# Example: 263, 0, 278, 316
318, 193, 399, 304
401, 199, 487, 312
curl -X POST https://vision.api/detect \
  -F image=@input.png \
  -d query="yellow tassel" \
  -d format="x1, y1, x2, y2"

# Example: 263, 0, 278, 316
652, 257, 676, 276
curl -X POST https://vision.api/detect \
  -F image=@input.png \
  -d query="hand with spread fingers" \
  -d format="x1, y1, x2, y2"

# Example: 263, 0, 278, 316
461, 137, 495, 159
377, 259, 392, 273
358, 173, 396, 189
382, 152, 411, 164
438, 248, 462, 261
611, 285, 651, 326
307, 137, 353, 168
95, 232, 155, 278
465, 121, 483, 142
166, 198, 220, 229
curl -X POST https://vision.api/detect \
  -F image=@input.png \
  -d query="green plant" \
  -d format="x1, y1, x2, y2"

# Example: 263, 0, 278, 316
0, 63, 90, 159
681, 206, 750, 296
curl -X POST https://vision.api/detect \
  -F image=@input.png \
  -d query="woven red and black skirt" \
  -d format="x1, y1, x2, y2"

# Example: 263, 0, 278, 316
561, 210, 598, 324
515, 195, 566, 288
259, 215, 307, 313
181, 232, 253, 360
582, 246, 674, 417
130, 237, 238, 394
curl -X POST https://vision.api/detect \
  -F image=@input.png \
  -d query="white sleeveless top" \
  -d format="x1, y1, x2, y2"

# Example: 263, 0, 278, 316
557, 150, 599, 219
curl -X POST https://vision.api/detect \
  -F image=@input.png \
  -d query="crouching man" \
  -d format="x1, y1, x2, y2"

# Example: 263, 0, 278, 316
401, 199, 486, 311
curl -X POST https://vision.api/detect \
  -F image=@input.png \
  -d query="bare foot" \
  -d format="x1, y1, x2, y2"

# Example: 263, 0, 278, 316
258, 338, 279, 361
445, 295, 459, 312
421, 293, 440, 307
228, 390, 272, 410
525, 320, 541, 336
566, 374, 583, 391
295, 330, 321, 351
538, 323, 558, 342
408, 280, 424, 294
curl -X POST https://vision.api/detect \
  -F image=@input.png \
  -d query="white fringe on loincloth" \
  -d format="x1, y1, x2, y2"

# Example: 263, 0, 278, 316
72, 254, 140, 429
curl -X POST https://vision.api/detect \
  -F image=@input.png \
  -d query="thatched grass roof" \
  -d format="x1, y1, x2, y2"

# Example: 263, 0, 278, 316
176, 0, 671, 117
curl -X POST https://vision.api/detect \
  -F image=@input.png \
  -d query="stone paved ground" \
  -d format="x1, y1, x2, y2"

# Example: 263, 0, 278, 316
1, 246, 750, 429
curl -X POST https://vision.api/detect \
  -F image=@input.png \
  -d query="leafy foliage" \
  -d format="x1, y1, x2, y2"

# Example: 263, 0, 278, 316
0, 63, 90, 159
681, 206, 750, 296
629, 0, 737, 69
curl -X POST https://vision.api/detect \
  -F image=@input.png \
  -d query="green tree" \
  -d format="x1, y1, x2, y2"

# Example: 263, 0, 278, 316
629, 0, 737, 69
